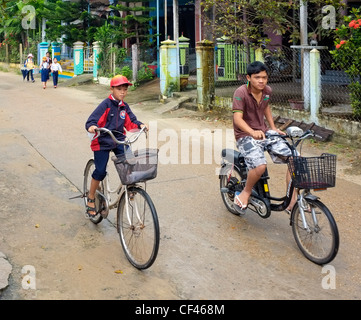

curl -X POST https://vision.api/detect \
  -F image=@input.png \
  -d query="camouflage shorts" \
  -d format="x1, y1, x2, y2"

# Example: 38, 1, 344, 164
236, 130, 294, 170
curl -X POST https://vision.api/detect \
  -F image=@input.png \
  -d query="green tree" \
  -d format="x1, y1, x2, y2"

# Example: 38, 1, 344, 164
94, 22, 128, 77
41, 0, 100, 46
331, 7, 361, 117
110, 0, 156, 47
0, 0, 44, 62
200, 0, 344, 46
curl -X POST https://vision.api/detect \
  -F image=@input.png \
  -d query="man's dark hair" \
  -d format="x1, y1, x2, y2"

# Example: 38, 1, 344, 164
247, 61, 269, 76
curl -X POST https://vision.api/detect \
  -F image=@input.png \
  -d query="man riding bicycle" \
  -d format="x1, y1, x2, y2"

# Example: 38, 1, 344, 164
232, 61, 296, 214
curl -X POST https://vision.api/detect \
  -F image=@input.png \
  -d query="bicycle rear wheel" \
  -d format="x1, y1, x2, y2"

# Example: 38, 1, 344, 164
83, 159, 103, 224
291, 198, 339, 265
117, 186, 159, 269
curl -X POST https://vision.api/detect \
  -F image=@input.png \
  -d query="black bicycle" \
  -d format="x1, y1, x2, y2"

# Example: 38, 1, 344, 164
219, 126, 339, 265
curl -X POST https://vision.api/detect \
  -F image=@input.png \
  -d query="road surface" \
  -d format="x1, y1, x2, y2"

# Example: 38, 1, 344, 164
0, 71, 360, 301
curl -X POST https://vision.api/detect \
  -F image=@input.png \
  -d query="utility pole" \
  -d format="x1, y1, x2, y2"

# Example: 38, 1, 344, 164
300, 0, 309, 110
291, 1, 327, 111
173, 0, 180, 90
164, 0, 167, 39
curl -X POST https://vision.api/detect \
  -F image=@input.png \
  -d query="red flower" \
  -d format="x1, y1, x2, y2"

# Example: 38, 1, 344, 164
349, 20, 356, 27
336, 44, 341, 49
354, 24, 360, 29
340, 40, 346, 45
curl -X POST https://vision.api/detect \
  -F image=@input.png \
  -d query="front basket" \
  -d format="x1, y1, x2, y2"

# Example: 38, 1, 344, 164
287, 153, 337, 189
112, 148, 159, 185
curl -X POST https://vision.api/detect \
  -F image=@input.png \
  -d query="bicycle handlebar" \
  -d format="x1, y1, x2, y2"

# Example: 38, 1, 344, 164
95, 126, 147, 145
266, 129, 315, 143
265, 128, 317, 156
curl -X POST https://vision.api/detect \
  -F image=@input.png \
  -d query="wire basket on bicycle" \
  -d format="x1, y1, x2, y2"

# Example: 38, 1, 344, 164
287, 153, 337, 189
112, 148, 159, 185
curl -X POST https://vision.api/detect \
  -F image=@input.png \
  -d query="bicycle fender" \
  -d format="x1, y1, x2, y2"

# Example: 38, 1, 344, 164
304, 194, 319, 201
218, 163, 241, 179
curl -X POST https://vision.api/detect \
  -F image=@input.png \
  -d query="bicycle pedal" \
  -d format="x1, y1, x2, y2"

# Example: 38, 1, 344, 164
220, 187, 229, 193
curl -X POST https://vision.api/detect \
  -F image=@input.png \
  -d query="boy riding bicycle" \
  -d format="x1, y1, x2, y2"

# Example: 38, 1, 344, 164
85, 75, 147, 217
232, 61, 296, 214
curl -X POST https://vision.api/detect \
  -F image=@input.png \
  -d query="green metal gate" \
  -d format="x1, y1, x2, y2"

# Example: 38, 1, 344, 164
216, 43, 255, 81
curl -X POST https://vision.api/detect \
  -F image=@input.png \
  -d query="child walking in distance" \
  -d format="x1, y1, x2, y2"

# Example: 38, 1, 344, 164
85, 75, 148, 218
51, 57, 62, 88
40, 57, 50, 89
232, 61, 297, 214
24, 53, 35, 82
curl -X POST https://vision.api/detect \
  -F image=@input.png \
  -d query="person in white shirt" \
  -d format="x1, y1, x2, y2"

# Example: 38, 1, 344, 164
40, 56, 50, 89
50, 57, 63, 88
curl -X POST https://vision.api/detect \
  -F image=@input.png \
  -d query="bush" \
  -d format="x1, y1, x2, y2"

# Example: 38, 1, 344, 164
136, 63, 154, 83
331, 8, 361, 117
120, 66, 132, 80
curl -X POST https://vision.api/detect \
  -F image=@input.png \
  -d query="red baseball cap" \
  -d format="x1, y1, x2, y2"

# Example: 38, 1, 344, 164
110, 75, 133, 87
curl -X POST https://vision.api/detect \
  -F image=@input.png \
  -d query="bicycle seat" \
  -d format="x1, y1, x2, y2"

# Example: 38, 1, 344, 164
221, 149, 244, 165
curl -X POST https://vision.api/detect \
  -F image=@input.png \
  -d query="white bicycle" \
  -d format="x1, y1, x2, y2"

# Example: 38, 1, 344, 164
82, 127, 160, 269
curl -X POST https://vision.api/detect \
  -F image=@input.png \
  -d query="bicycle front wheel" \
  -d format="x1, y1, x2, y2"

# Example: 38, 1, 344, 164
83, 159, 103, 224
291, 199, 339, 265
117, 186, 160, 269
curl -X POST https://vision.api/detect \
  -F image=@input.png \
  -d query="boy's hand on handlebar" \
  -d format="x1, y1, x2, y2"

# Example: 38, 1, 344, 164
88, 125, 98, 134
140, 123, 148, 132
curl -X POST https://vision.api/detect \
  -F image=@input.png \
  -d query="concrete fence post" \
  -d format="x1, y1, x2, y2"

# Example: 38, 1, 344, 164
132, 44, 139, 83
160, 38, 180, 98
51, 41, 61, 62
19, 43, 23, 66
73, 41, 84, 76
310, 48, 321, 124
196, 40, 215, 111
255, 48, 264, 63
93, 41, 100, 81
38, 42, 49, 66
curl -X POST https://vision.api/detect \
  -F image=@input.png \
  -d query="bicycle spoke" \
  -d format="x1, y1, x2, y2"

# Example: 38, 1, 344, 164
117, 187, 159, 269
292, 199, 338, 264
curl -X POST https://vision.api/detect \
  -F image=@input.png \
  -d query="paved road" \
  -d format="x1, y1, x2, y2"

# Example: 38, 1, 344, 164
0, 71, 360, 301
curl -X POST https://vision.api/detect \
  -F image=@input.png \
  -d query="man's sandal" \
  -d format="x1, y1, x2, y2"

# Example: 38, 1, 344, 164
234, 192, 248, 215
86, 197, 97, 218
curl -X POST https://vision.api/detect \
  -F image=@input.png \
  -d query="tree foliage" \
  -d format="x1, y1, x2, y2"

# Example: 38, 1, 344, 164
200, 0, 345, 46
331, 8, 361, 117
110, 0, 156, 48
0, 0, 158, 50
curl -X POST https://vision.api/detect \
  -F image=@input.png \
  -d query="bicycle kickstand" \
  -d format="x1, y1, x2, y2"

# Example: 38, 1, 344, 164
69, 193, 86, 200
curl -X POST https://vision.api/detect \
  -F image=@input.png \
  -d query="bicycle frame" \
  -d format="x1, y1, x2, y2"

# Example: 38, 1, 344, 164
102, 169, 123, 210
102, 164, 145, 226
96, 126, 148, 212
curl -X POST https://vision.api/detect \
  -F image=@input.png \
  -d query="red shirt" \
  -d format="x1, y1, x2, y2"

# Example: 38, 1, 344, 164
232, 84, 272, 140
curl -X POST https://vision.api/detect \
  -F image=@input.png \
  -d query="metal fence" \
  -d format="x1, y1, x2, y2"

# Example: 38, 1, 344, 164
213, 45, 360, 124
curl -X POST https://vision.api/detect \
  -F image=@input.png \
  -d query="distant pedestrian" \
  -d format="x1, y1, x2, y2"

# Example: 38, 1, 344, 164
50, 57, 62, 88
45, 52, 52, 81
45, 52, 52, 67
40, 57, 50, 89
21, 66, 28, 81
24, 53, 35, 83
